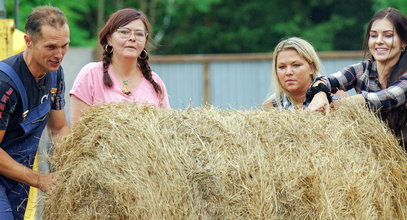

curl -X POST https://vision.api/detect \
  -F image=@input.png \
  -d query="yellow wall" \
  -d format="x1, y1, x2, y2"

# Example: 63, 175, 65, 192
0, 19, 26, 60
0, 19, 13, 60
13, 28, 26, 54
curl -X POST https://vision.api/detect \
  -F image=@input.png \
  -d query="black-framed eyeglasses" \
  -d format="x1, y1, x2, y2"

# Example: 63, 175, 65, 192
116, 27, 148, 41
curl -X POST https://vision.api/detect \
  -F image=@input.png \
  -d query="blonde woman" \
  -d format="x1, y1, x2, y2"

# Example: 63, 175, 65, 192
263, 37, 322, 110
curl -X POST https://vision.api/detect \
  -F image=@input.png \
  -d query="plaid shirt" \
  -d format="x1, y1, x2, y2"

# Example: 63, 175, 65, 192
318, 60, 407, 111
271, 94, 294, 110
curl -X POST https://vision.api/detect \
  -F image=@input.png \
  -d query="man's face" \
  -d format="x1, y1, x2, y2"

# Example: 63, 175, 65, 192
27, 24, 70, 73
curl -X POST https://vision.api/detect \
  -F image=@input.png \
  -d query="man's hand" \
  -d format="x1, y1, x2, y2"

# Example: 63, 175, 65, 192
36, 172, 58, 194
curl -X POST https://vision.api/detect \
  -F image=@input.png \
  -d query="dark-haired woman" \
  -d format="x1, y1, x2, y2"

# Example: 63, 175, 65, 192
307, 8, 407, 149
70, 8, 170, 127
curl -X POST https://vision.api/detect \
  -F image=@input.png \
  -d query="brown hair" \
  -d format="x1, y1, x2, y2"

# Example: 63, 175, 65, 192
98, 8, 162, 96
362, 8, 407, 149
382, 53, 407, 149
25, 6, 67, 42
362, 8, 407, 61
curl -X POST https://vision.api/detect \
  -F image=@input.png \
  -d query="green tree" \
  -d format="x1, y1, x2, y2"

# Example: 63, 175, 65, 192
373, 0, 407, 14
6, 0, 221, 48
5, 0, 388, 54
6, 0, 98, 46
158, 0, 374, 54
296, 0, 374, 51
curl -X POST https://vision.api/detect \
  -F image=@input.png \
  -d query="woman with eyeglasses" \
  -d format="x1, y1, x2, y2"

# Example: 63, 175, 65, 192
69, 8, 170, 127
307, 8, 407, 150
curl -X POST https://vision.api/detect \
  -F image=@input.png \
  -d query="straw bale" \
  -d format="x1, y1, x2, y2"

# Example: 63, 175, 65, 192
43, 102, 407, 219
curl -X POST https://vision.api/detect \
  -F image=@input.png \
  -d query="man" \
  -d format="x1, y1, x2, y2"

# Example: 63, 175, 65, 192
0, 6, 70, 219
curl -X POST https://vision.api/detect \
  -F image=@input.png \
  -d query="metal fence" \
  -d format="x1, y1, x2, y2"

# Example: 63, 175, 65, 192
151, 52, 363, 109
62, 49, 364, 112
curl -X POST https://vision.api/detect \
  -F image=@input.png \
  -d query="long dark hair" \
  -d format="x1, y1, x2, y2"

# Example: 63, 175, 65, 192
382, 51, 407, 149
362, 8, 407, 62
98, 8, 162, 96
363, 8, 407, 148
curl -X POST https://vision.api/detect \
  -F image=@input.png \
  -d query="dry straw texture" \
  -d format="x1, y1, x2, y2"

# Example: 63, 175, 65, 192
43, 102, 407, 219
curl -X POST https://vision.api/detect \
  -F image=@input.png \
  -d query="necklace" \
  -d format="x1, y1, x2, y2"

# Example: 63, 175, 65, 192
122, 80, 131, 95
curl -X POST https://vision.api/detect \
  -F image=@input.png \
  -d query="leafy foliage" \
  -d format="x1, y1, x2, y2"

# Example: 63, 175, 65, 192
4, 0, 407, 54
373, 0, 407, 14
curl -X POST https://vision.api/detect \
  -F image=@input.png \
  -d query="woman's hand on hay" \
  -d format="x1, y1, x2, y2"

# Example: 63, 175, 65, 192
332, 94, 366, 109
329, 90, 349, 110
308, 92, 330, 113
36, 173, 58, 194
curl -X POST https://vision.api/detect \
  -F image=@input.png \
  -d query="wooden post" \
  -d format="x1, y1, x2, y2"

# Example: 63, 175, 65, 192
203, 61, 210, 105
